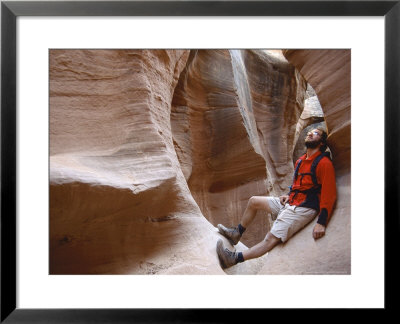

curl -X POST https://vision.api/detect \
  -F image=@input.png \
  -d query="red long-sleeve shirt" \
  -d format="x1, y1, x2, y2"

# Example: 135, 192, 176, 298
289, 150, 337, 226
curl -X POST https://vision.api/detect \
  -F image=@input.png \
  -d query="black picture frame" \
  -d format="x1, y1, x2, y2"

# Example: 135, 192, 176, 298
1, 0, 398, 322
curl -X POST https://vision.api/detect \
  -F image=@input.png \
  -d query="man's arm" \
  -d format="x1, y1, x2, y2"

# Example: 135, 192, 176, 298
313, 158, 337, 239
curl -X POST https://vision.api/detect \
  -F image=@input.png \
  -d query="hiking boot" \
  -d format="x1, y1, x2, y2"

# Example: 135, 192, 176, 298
217, 224, 241, 245
216, 239, 238, 269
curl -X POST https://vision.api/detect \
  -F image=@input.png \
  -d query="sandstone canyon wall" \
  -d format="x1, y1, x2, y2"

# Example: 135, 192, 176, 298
49, 49, 222, 274
49, 49, 350, 275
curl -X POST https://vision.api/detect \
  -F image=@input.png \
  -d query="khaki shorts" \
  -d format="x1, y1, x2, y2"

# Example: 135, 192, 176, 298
266, 197, 317, 243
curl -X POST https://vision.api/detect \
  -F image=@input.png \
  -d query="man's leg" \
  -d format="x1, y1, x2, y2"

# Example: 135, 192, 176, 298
240, 196, 273, 228
242, 232, 281, 261
217, 196, 274, 245
241, 205, 317, 262
216, 232, 281, 268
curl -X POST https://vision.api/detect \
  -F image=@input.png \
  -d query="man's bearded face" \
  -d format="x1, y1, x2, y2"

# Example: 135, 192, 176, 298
305, 129, 322, 149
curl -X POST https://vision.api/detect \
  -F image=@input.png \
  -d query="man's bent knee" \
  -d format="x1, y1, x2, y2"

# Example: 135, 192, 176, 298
265, 232, 281, 247
248, 196, 271, 212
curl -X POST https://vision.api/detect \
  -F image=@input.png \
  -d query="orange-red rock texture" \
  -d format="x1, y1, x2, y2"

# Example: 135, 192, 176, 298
50, 49, 350, 275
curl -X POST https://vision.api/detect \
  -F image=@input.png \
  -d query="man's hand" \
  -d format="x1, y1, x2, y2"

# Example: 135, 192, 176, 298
313, 223, 326, 239
279, 195, 289, 205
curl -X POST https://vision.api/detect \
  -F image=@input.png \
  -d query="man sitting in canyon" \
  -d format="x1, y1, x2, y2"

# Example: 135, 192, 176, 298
216, 127, 337, 269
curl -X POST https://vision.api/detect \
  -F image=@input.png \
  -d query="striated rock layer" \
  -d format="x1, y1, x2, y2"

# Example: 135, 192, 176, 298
49, 49, 350, 275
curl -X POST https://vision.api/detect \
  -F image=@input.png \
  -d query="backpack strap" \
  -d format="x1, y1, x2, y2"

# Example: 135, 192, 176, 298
289, 157, 304, 192
293, 158, 303, 182
310, 151, 331, 185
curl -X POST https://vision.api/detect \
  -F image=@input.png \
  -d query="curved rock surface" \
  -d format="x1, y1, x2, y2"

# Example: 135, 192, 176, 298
50, 49, 223, 274
50, 49, 350, 275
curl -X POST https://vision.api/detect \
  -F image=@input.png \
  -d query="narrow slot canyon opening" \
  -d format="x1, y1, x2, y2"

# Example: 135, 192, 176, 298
170, 49, 310, 248
293, 83, 332, 163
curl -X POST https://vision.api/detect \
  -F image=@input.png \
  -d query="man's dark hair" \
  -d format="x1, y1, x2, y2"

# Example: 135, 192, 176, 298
316, 126, 328, 152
